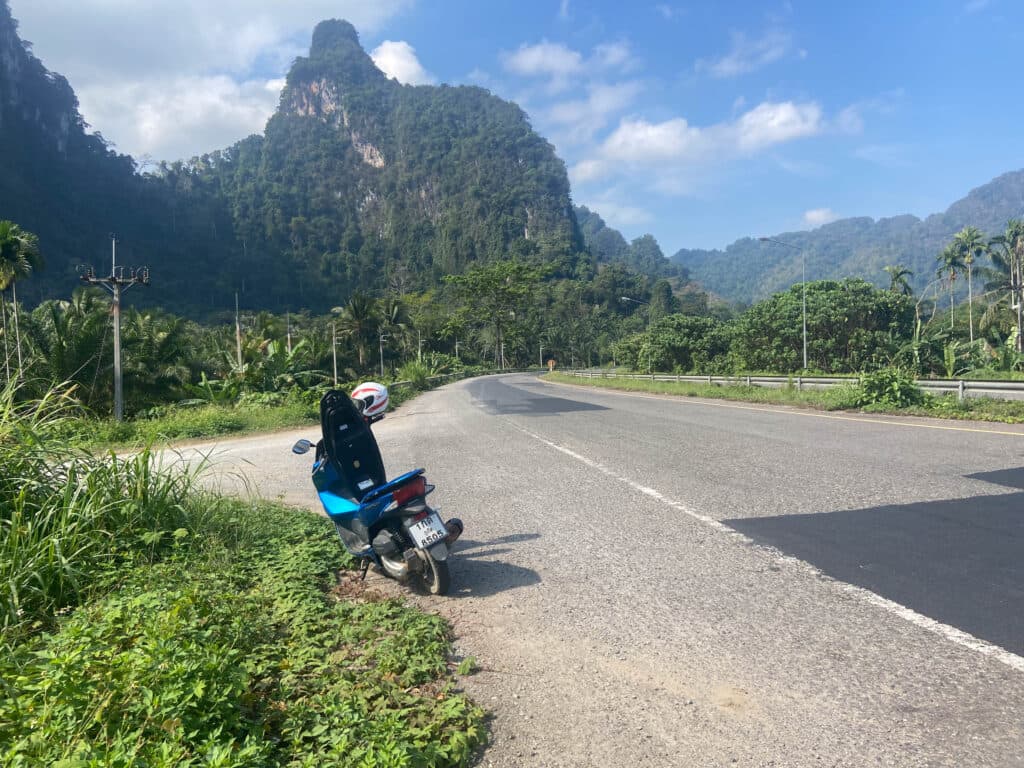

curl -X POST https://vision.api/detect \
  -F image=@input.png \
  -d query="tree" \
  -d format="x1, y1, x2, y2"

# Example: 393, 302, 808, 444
0, 221, 42, 380
731, 279, 914, 373
951, 226, 987, 342
936, 244, 965, 331
332, 292, 380, 370
648, 279, 679, 324
984, 219, 1024, 352
883, 264, 914, 296
445, 260, 544, 368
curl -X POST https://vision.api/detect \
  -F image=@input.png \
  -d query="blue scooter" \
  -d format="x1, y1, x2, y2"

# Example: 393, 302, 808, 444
292, 389, 462, 595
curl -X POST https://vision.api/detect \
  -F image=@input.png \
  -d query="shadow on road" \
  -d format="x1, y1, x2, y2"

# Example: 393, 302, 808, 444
448, 536, 542, 598
966, 467, 1024, 490
725, 479, 1024, 655
467, 378, 608, 417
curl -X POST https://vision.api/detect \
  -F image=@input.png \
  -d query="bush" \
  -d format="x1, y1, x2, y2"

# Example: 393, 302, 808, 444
397, 360, 432, 390
0, 503, 485, 767
854, 367, 925, 407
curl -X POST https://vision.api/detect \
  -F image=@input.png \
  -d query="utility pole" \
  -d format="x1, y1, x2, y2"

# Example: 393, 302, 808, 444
379, 333, 389, 379
332, 322, 338, 386
539, 344, 544, 368
79, 236, 150, 421
418, 329, 423, 362
286, 311, 292, 355
234, 292, 243, 372
455, 339, 460, 361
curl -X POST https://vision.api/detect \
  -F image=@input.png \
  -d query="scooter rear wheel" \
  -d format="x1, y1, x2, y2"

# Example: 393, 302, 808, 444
419, 551, 450, 596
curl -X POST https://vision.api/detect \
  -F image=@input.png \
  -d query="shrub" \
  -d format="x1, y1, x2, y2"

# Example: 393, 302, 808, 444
854, 367, 925, 407
398, 360, 432, 390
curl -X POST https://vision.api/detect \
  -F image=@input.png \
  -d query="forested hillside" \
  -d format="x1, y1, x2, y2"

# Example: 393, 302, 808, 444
0, 9, 588, 314
574, 205, 685, 282
673, 170, 1024, 304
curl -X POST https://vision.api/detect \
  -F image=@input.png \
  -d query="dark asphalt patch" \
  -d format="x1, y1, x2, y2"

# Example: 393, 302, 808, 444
467, 378, 609, 416
725, 489, 1024, 656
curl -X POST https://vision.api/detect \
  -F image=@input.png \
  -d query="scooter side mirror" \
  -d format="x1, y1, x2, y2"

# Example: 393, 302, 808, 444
292, 439, 313, 455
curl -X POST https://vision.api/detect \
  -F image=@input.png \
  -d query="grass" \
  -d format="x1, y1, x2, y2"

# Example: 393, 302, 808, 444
66, 399, 318, 449
0, 382, 486, 767
546, 371, 1024, 424
66, 370, 491, 450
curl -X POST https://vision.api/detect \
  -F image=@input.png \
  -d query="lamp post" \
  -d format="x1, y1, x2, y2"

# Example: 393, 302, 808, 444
539, 344, 544, 368
620, 296, 652, 373
379, 333, 389, 379
758, 237, 807, 370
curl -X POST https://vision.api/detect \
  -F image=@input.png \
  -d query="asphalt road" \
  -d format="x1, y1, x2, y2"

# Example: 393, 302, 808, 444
190, 373, 1024, 767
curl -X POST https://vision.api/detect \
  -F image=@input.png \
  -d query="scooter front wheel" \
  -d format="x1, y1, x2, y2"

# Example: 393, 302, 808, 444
419, 551, 450, 596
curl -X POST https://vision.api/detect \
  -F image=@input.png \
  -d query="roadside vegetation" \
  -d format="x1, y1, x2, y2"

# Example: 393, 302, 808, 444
547, 369, 1024, 424
0, 382, 484, 766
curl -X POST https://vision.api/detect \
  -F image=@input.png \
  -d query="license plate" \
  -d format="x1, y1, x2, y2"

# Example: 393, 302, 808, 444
408, 513, 448, 549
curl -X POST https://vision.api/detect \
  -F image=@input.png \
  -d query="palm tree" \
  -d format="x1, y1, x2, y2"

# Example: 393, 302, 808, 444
951, 226, 987, 342
0, 221, 43, 381
936, 244, 965, 331
985, 219, 1024, 352
883, 264, 914, 296
332, 292, 380, 370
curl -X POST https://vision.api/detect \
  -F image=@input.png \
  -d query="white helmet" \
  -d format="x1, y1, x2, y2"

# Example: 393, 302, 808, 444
350, 381, 389, 419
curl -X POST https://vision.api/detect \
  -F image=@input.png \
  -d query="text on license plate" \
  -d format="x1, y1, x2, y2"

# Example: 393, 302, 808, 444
408, 513, 447, 548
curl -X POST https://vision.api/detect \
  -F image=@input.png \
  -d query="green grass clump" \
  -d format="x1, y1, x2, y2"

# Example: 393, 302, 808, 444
547, 372, 1024, 423
65, 399, 317, 449
0, 381, 485, 766
546, 372, 861, 411
1, 504, 485, 767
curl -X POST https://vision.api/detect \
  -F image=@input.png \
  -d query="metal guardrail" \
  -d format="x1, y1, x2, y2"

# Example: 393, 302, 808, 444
562, 370, 1024, 402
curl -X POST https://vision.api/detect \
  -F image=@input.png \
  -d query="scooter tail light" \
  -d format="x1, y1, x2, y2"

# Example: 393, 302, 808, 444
392, 476, 426, 507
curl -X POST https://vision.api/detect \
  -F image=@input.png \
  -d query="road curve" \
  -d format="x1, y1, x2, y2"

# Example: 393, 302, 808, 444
190, 373, 1024, 767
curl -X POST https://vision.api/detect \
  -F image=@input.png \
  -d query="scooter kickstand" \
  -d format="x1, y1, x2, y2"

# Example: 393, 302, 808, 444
359, 558, 370, 581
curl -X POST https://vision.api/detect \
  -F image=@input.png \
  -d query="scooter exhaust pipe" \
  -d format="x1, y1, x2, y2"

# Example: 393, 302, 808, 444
445, 518, 464, 546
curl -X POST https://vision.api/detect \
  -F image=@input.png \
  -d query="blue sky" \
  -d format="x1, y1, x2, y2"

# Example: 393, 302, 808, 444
10, 0, 1024, 254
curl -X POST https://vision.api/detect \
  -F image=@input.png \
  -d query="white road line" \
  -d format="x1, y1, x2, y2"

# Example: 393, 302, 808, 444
509, 420, 1024, 675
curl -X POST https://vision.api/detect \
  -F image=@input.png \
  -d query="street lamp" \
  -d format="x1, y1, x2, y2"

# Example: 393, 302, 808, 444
539, 344, 545, 368
379, 333, 389, 379
759, 237, 807, 370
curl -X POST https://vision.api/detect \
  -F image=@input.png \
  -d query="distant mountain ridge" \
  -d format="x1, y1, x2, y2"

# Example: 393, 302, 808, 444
672, 169, 1024, 304
574, 205, 684, 282
0, 9, 588, 313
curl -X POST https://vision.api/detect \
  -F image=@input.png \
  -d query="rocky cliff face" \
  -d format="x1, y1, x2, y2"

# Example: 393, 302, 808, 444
0, 11, 585, 313
0, 2, 73, 151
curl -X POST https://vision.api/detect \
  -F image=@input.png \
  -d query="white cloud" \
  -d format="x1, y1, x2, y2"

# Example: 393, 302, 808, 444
501, 39, 637, 93
835, 105, 864, 135
734, 101, 822, 151
964, 0, 990, 13
854, 143, 913, 168
503, 40, 584, 79
803, 208, 840, 227
572, 100, 823, 187
559, 0, 571, 20
371, 40, 435, 85
655, 4, 679, 20
582, 198, 653, 228
78, 76, 284, 162
592, 42, 633, 70
8, 0, 412, 160
547, 80, 643, 143
695, 29, 792, 78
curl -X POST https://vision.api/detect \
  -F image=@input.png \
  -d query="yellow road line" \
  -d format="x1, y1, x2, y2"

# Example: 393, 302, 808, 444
543, 376, 1024, 438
